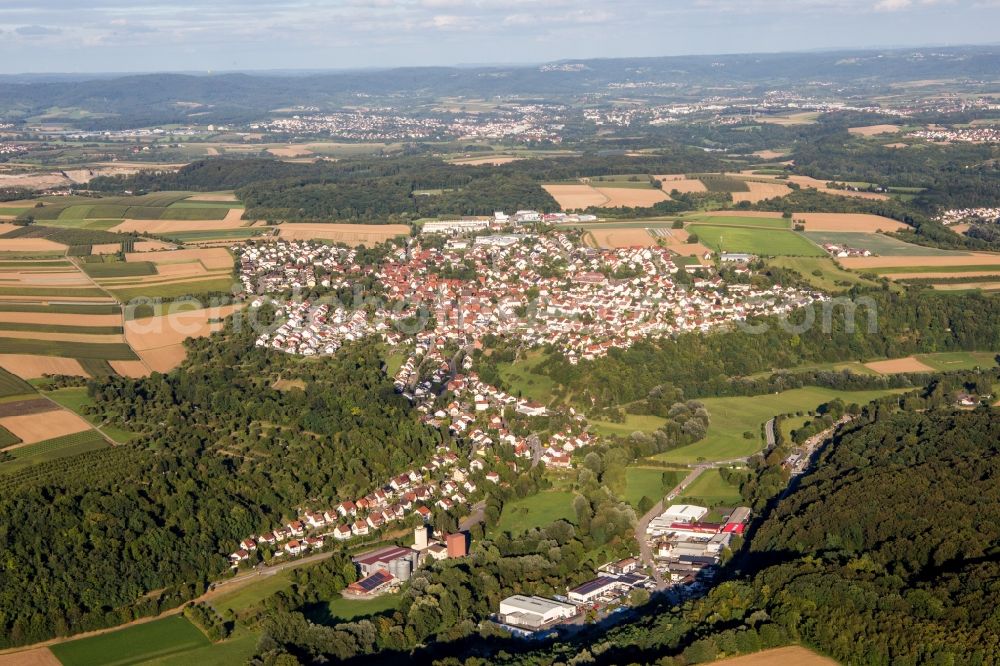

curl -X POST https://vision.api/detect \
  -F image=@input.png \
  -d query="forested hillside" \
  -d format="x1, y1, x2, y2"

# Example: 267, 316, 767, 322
463, 408, 1000, 665
0, 311, 442, 648
538, 291, 1000, 408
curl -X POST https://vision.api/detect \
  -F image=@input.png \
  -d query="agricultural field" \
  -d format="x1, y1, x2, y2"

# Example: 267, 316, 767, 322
50, 616, 210, 666
654, 175, 707, 193
709, 646, 839, 665
795, 212, 908, 232
684, 212, 791, 229
848, 124, 902, 136
688, 224, 824, 257
653, 387, 909, 464
494, 490, 577, 535
125, 304, 240, 374
275, 223, 409, 246
731, 180, 792, 203
589, 412, 668, 437
0, 430, 109, 476
697, 175, 749, 193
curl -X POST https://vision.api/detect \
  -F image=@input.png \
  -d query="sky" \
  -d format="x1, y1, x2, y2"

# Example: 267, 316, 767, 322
0, 0, 997, 74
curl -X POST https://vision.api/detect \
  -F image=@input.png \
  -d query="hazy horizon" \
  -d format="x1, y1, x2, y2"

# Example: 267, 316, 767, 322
1, 0, 998, 75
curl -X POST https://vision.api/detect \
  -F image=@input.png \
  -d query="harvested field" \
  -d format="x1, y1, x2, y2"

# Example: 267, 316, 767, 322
592, 186, 670, 208
731, 181, 792, 203
752, 149, 788, 159
699, 211, 784, 219
757, 112, 820, 125
126, 247, 233, 270
543, 184, 608, 210
588, 227, 655, 248
865, 356, 935, 373
710, 645, 838, 666
450, 155, 523, 166
840, 252, 1000, 269
932, 281, 1000, 291
125, 304, 238, 351
795, 212, 907, 232
669, 242, 714, 257
884, 142, 909, 148
0, 409, 91, 446
108, 359, 151, 377
0, 172, 71, 190
276, 223, 409, 246
654, 176, 707, 193
0, 238, 67, 252
890, 270, 1000, 280
0, 647, 63, 666
111, 211, 246, 233
186, 191, 239, 202
849, 124, 902, 136
0, 330, 124, 344
136, 344, 188, 373
90, 242, 123, 254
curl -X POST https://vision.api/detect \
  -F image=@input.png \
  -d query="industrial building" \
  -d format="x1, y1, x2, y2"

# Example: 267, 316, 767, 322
497, 595, 577, 630
353, 545, 417, 580
567, 576, 623, 603
647, 504, 708, 536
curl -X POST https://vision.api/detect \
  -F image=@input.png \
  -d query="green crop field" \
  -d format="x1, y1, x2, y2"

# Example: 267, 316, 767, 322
767, 256, 881, 292
0, 368, 35, 398
874, 264, 1000, 275
677, 469, 745, 507
162, 228, 264, 242
0, 424, 20, 448
82, 260, 157, 278
0, 285, 108, 297
0, 338, 137, 360
653, 386, 910, 464
0, 430, 108, 475
623, 466, 686, 508
495, 490, 577, 535
0, 322, 122, 335
158, 206, 232, 220
689, 225, 824, 257
802, 231, 967, 257
0, 302, 120, 315
51, 616, 210, 666
685, 215, 791, 229
105, 276, 237, 301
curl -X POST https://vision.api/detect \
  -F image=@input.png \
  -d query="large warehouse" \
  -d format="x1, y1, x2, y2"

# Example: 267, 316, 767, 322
498, 595, 577, 629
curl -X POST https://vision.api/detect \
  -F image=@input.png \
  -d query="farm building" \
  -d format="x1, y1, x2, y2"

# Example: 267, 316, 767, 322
353, 545, 418, 578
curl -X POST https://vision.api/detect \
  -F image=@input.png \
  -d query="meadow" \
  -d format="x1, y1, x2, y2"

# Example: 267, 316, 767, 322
767, 256, 880, 292
497, 350, 557, 403
803, 231, 965, 257
494, 490, 577, 535
623, 466, 686, 508
676, 468, 745, 507
653, 386, 909, 463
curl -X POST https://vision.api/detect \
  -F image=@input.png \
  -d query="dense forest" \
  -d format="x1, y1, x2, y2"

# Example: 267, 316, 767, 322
0, 310, 443, 648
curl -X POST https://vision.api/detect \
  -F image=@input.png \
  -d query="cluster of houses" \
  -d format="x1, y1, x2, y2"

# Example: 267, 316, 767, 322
821, 242, 873, 258
228, 447, 492, 566
238, 240, 359, 295
936, 207, 1000, 226
254, 301, 376, 356
907, 127, 1000, 144
0, 142, 28, 155
646, 504, 751, 587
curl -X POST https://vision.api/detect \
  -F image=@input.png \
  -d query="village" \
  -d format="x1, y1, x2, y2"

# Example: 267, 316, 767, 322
240, 214, 825, 361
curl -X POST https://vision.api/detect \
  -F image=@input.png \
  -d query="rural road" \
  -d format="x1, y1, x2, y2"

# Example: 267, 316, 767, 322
459, 500, 486, 531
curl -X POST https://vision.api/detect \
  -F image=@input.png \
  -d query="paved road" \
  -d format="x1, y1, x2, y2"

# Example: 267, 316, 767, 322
634, 466, 706, 589
764, 417, 776, 451
459, 500, 486, 531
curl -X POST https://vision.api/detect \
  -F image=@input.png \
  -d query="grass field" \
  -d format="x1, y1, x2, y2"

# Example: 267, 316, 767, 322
497, 351, 557, 403
141, 632, 259, 666
44, 386, 136, 442
676, 469, 745, 507
51, 616, 210, 666
686, 215, 791, 229
653, 387, 909, 463
623, 466, 686, 508
590, 413, 668, 437
689, 225, 824, 257
210, 575, 296, 617
0, 302, 121, 315
914, 351, 999, 372
767, 256, 881, 292
311, 593, 401, 623
495, 490, 577, 535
